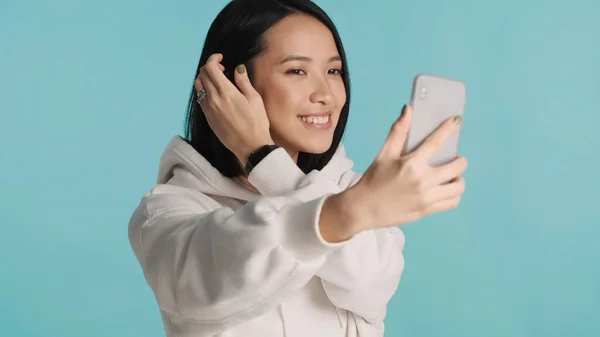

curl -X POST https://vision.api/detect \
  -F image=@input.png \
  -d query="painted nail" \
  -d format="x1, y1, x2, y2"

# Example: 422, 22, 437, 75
452, 115, 462, 124
237, 64, 246, 74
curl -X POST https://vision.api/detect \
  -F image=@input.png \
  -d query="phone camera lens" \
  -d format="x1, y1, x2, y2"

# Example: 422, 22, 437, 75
418, 87, 427, 100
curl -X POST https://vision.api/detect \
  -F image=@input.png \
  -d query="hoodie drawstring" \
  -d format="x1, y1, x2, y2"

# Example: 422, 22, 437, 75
279, 303, 290, 337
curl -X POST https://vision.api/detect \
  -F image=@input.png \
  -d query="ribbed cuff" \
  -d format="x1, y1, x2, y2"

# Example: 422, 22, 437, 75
248, 148, 305, 196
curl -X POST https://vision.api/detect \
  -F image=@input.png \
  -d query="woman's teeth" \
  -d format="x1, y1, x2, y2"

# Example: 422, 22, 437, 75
298, 115, 330, 124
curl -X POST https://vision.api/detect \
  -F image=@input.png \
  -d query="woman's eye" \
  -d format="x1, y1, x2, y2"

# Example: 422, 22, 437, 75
286, 68, 343, 76
287, 69, 306, 75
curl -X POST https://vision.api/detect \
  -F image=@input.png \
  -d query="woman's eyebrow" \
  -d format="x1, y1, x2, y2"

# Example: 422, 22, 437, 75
279, 55, 342, 64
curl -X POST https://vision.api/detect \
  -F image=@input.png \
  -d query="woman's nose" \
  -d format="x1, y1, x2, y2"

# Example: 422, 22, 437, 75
310, 78, 334, 106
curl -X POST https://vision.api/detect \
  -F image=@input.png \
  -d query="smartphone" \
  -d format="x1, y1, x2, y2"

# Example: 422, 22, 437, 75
403, 73, 467, 167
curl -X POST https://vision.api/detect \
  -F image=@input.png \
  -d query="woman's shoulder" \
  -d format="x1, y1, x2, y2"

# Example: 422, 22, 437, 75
132, 184, 224, 224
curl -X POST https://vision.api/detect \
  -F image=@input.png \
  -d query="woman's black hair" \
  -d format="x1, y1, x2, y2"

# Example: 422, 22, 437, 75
184, 0, 351, 177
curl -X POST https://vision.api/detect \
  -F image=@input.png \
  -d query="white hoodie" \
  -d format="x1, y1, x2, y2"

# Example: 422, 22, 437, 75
128, 136, 406, 337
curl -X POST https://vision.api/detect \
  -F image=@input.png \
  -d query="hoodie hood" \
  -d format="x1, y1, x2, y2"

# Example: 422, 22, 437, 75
156, 136, 355, 201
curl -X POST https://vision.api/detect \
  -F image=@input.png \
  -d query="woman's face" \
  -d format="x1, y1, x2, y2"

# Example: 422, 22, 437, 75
250, 13, 346, 161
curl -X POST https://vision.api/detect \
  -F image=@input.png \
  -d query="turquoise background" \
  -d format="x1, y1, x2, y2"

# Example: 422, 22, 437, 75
1, 0, 598, 336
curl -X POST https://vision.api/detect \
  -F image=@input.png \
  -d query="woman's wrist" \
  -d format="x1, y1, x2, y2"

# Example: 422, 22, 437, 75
319, 189, 366, 243
236, 138, 276, 168
244, 142, 305, 197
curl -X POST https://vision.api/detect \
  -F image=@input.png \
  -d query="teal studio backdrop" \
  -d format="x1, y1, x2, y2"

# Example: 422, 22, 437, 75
1, 0, 599, 336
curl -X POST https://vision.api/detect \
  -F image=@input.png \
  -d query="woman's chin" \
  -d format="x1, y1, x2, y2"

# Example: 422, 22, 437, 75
296, 139, 334, 155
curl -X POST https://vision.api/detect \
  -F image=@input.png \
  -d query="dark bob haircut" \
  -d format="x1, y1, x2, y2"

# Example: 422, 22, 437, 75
184, 0, 351, 178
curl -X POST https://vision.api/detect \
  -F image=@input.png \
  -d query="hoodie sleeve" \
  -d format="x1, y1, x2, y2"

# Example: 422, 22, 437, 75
128, 148, 348, 335
315, 172, 406, 331
318, 228, 405, 331
252, 151, 406, 329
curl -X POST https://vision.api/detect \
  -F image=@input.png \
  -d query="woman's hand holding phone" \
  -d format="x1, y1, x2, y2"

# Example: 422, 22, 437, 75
320, 105, 468, 241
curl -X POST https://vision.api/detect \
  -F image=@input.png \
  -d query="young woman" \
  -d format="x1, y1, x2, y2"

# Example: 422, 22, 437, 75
128, 0, 467, 336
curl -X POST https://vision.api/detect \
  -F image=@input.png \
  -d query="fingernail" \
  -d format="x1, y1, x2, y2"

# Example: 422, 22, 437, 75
452, 115, 462, 124
237, 64, 246, 74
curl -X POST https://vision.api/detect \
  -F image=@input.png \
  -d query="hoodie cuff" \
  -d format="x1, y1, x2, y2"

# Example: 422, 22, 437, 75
248, 147, 305, 196
279, 195, 350, 262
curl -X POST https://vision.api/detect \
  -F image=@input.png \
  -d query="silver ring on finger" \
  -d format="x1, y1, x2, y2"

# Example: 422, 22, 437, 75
196, 89, 207, 104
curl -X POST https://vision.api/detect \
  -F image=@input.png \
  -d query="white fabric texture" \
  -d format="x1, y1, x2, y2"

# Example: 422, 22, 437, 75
128, 136, 406, 337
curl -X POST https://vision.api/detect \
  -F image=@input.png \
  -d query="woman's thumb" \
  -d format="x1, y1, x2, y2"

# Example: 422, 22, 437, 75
234, 64, 258, 98
378, 105, 412, 160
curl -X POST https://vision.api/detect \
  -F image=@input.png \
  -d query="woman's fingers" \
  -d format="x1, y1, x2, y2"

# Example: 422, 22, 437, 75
233, 64, 260, 100
193, 77, 204, 96
414, 116, 462, 160
195, 53, 226, 94
377, 105, 412, 161
199, 65, 219, 97
427, 156, 468, 186
421, 177, 464, 215
194, 58, 225, 103
428, 176, 465, 202
199, 53, 256, 106
204, 54, 239, 95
